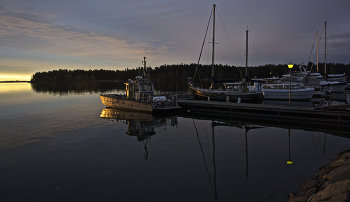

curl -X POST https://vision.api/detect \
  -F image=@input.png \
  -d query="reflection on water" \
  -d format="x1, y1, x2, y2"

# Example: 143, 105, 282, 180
31, 81, 126, 95
194, 119, 266, 199
100, 108, 178, 159
0, 82, 31, 93
187, 112, 340, 200
30, 80, 190, 96
1, 82, 350, 201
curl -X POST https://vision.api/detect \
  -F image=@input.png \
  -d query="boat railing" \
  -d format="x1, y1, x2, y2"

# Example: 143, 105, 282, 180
263, 84, 301, 90
133, 93, 178, 106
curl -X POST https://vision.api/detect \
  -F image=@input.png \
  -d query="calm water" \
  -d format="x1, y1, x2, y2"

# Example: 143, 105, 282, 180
1, 82, 350, 202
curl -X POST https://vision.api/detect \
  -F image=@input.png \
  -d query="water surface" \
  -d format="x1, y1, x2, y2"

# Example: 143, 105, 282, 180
1, 82, 349, 202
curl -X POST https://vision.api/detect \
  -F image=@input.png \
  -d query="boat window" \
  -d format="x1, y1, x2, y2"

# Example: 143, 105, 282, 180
135, 84, 139, 91
140, 84, 153, 92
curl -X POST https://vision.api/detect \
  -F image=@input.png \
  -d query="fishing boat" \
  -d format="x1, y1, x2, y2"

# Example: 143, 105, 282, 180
188, 5, 264, 104
100, 57, 181, 113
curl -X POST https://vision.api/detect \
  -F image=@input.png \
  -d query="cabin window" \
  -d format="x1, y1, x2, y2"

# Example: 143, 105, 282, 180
141, 85, 147, 91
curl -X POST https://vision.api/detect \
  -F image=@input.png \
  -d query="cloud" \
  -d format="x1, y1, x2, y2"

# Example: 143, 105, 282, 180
0, 9, 164, 63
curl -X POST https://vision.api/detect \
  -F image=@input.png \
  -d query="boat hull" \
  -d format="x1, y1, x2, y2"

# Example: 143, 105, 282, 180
263, 88, 314, 100
189, 86, 264, 103
321, 82, 347, 93
100, 94, 181, 113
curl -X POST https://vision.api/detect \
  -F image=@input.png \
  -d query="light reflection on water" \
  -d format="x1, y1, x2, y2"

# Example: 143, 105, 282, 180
0, 82, 31, 93
0, 82, 350, 201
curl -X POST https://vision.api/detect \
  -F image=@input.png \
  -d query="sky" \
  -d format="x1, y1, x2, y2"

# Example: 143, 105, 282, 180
1, 0, 350, 81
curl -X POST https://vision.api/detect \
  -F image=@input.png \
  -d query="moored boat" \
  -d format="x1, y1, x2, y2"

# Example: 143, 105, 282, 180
100, 57, 181, 113
188, 5, 263, 104
263, 83, 314, 100
189, 81, 264, 103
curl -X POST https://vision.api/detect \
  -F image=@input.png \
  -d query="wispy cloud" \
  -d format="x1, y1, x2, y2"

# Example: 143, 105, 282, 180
0, 9, 165, 62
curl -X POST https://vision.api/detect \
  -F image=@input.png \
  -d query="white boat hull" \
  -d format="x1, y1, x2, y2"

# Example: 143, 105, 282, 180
321, 82, 347, 93
263, 88, 314, 100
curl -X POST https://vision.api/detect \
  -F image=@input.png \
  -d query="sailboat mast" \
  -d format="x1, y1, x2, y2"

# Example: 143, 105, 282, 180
324, 21, 327, 79
211, 4, 216, 88
245, 28, 248, 77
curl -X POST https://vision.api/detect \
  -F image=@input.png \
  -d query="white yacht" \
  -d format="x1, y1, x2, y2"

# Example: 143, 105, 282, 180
261, 78, 314, 100
280, 66, 347, 94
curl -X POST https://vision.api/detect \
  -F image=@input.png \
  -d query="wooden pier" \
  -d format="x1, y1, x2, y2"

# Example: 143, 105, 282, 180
177, 99, 350, 127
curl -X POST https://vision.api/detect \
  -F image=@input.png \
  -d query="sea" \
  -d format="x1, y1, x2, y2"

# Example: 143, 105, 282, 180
1, 81, 350, 202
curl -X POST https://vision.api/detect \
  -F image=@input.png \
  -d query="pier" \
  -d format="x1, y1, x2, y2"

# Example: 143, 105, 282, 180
178, 99, 350, 129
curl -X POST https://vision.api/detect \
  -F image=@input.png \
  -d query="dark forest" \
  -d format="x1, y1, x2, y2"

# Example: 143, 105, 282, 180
30, 62, 350, 83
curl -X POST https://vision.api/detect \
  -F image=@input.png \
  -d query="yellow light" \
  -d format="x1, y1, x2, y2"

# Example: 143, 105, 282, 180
287, 161, 293, 164
288, 64, 293, 69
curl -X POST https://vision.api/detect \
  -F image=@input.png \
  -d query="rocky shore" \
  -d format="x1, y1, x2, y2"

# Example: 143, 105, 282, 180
288, 149, 350, 202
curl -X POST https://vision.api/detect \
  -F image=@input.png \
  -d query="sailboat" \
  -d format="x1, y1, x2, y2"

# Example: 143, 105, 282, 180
188, 5, 264, 104
294, 21, 347, 94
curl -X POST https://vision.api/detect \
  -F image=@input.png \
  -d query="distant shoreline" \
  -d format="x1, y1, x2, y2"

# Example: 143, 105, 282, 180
0, 81, 30, 83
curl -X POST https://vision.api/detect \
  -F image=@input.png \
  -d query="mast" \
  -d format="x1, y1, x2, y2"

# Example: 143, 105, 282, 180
245, 27, 248, 77
324, 21, 327, 79
211, 4, 216, 88
143, 56, 147, 79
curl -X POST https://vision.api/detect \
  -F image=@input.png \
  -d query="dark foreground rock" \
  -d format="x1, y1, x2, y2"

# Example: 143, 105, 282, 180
288, 149, 350, 202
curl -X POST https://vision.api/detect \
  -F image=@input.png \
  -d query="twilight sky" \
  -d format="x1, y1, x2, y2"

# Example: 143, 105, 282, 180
1, 0, 350, 81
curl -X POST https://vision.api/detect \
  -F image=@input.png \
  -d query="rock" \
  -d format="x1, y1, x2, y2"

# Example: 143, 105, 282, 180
287, 151, 350, 202
322, 158, 345, 171
300, 179, 321, 192
307, 179, 350, 202
326, 164, 350, 179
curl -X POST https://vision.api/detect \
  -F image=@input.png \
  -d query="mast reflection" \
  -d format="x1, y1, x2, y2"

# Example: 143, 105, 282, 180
194, 119, 264, 199
100, 108, 178, 159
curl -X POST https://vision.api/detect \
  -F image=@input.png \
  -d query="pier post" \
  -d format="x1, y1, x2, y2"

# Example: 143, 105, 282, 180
288, 64, 294, 106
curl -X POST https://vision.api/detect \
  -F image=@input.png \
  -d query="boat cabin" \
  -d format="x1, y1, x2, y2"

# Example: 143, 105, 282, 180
125, 76, 155, 101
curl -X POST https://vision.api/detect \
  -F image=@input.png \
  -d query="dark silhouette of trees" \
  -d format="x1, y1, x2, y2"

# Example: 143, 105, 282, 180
30, 63, 350, 83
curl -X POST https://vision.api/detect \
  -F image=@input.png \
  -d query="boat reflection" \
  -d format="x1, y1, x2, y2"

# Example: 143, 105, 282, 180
100, 108, 178, 159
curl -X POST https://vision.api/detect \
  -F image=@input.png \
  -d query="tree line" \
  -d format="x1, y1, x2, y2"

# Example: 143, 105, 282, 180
30, 62, 350, 83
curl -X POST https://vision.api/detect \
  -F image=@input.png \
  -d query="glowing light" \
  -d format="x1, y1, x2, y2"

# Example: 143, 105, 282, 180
288, 64, 293, 69
287, 161, 293, 164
